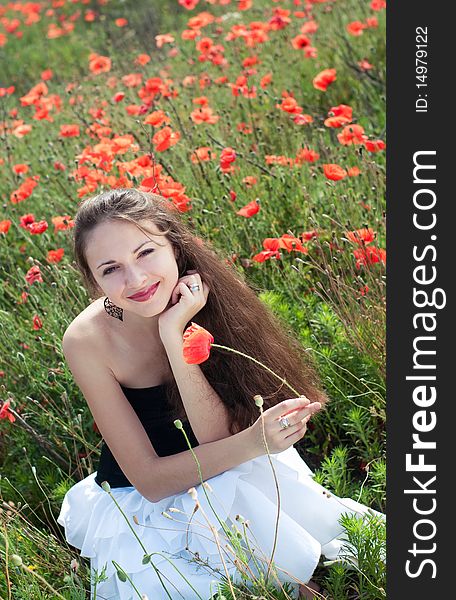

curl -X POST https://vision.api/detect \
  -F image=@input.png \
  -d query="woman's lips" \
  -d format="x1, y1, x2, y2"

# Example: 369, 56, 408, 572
127, 282, 160, 302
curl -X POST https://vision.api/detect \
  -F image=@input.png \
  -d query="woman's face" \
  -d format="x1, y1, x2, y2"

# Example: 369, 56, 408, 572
85, 218, 179, 317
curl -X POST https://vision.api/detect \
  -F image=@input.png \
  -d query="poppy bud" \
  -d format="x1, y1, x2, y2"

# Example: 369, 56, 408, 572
254, 395, 264, 407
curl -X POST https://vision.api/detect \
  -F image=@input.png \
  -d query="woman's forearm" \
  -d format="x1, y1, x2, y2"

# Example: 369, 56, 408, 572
141, 426, 260, 502
160, 329, 232, 443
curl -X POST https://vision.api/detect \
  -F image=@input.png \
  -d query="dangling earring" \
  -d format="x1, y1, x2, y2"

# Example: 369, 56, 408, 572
104, 297, 123, 321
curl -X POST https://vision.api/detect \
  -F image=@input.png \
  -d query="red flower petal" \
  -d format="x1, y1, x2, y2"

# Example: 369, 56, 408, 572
182, 323, 214, 364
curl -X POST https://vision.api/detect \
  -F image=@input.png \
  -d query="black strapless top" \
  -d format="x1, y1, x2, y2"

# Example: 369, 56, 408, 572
94, 383, 199, 489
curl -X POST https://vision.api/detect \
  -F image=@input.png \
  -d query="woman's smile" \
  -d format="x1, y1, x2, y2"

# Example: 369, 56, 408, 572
127, 281, 160, 302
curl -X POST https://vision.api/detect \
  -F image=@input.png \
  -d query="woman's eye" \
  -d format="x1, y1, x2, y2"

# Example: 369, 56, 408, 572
102, 249, 154, 276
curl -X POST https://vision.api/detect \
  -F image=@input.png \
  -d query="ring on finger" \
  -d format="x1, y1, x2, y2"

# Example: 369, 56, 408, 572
279, 416, 292, 430
188, 283, 200, 292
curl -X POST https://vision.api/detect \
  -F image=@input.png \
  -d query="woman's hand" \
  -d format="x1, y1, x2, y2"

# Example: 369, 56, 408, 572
248, 396, 321, 456
158, 270, 210, 339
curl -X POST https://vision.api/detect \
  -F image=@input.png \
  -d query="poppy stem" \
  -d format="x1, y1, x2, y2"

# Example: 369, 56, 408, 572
211, 344, 301, 397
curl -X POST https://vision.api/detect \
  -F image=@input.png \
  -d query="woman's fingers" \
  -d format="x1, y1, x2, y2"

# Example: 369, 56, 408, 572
267, 399, 321, 425
280, 395, 312, 417
284, 414, 311, 439
285, 402, 321, 424
283, 420, 309, 444
267, 397, 311, 418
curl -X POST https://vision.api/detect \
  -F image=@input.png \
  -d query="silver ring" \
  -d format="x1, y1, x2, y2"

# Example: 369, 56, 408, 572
279, 416, 291, 430
189, 283, 200, 292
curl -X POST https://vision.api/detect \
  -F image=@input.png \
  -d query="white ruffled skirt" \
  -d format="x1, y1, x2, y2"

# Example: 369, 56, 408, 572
57, 447, 381, 599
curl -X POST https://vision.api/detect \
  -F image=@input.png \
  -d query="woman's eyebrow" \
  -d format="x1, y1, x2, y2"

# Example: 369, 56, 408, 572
96, 240, 155, 269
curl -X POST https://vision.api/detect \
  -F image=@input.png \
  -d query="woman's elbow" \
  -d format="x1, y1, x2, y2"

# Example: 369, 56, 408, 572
139, 479, 165, 503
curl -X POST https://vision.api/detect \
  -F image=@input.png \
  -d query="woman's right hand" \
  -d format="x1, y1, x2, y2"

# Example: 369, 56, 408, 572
248, 396, 321, 456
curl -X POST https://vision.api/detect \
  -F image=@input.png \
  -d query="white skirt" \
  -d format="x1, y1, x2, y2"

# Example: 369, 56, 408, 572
57, 447, 381, 600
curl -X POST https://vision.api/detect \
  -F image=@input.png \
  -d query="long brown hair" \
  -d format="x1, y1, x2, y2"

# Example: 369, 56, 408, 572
72, 188, 328, 434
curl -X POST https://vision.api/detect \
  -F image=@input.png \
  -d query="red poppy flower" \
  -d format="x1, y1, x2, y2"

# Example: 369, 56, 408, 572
293, 114, 313, 125
253, 247, 281, 262
337, 124, 367, 146
115, 18, 128, 27
324, 104, 353, 127
47, 248, 65, 263
0, 400, 15, 423
122, 73, 142, 88
353, 246, 386, 269
89, 53, 112, 75
365, 17, 378, 28
12, 123, 32, 137
312, 68, 337, 91
279, 234, 307, 253
220, 147, 237, 172
182, 322, 214, 365
301, 230, 318, 241
0, 220, 12, 234
59, 124, 80, 138
323, 164, 347, 181
41, 69, 53, 81
29, 220, 48, 235
10, 176, 40, 203
347, 21, 365, 36
236, 199, 260, 217
195, 36, 213, 53
291, 34, 311, 49
260, 73, 273, 88
190, 106, 220, 124
346, 228, 376, 245
364, 139, 386, 152
52, 215, 74, 231
33, 315, 43, 330
144, 110, 171, 127
13, 164, 29, 174
20, 214, 35, 229
263, 238, 281, 251
152, 127, 181, 152
190, 147, 215, 163
25, 265, 43, 285
295, 148, 320, 163
113, 92, 125, 103
276, 96, 302, 114
302, 19, 318, 35
179, 0, 200, 9
135, 54, 150, 66
242, 176, 257, 187
193, 96, 209, 106
324, 116, 347, 128
0, 86, 14, 96
156, 33, 175, 48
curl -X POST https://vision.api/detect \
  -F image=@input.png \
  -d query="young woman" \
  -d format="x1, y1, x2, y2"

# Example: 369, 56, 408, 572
57, 188, 380, 600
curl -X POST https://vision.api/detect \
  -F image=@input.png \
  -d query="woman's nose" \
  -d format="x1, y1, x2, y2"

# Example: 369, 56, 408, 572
125, 267, 148, 288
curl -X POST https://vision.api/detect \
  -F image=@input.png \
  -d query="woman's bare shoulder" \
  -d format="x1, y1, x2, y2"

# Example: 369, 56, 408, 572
62, 297, 110, 348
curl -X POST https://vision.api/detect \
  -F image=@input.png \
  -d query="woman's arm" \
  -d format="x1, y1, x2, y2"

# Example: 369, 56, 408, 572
142, 427, 258, 502
63, 323, 319, 504
161, 329, 232, 443
142, 394, 319, 502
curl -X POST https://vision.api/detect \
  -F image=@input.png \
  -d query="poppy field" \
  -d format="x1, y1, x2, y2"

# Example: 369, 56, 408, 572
0, 0, 386, 598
